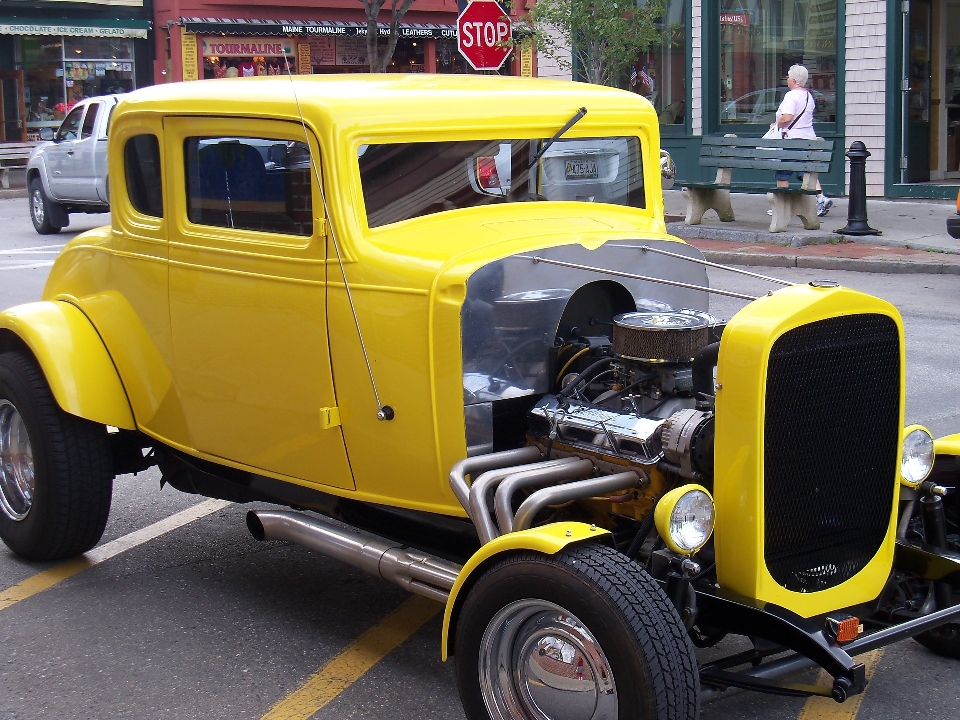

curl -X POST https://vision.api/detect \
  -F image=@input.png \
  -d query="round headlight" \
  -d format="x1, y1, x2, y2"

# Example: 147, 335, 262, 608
901, 425, 934, 486
654, 484, 715, 555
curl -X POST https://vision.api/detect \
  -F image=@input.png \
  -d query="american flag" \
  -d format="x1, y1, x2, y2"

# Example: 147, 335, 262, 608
630, 66, 638, 87
640, 66, 652, 88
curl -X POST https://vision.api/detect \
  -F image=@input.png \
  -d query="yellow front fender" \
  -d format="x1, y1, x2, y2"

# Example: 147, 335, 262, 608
441, 522, 611, 661
935, 433, 960, 456
0, 301, 135, 429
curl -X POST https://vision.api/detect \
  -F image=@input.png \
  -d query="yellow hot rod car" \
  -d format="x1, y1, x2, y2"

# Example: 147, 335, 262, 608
1, 75, 959, 720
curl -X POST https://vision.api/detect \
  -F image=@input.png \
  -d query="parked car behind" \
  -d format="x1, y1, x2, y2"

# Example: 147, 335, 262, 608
26, 94, 123, 234
949, 188, 960, 238
721, 87, 836, 125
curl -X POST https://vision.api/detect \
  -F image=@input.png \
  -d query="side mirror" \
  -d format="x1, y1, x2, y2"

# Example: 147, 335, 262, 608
660, 149, 676, 190
39, 127, 55, 142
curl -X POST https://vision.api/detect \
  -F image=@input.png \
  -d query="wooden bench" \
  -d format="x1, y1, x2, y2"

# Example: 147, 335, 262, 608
0, 142, 38, 189
678, 135, 835, 233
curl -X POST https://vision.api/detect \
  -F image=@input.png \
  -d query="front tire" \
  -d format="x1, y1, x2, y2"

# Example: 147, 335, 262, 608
29, 178, 64, 235
0, 352, 113, 560
454, 544, 699, 720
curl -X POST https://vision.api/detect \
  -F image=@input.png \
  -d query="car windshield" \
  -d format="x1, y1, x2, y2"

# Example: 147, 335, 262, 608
358, 137, 645, 229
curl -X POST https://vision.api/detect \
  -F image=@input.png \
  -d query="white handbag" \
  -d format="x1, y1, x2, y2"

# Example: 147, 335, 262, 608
762, 125, 784, 140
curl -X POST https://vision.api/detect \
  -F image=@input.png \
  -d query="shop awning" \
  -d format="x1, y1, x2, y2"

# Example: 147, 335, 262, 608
0, 18, 150, 38
180, 18, 456, 40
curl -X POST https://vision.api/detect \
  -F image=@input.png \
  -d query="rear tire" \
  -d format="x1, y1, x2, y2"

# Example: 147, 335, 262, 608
454, 543, 699, 720
0, 352, 113, 560
29, 178, 63, 235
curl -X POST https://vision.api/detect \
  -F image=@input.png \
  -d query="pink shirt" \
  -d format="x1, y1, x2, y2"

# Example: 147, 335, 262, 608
776, 88, 816, 139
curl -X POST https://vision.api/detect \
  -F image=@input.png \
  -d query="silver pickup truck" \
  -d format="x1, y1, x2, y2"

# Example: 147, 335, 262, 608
26, 94, 122, 234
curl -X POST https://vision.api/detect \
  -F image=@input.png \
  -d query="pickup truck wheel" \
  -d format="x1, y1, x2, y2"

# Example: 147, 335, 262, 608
915, 623, 960, 659
0, 352, 113, 561
29, 179, 63, 235
916, 587, 960, 659
454, 544, 699, 720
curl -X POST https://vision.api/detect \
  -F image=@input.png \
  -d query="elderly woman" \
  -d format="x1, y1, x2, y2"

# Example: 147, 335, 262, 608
770, 64, 832, 217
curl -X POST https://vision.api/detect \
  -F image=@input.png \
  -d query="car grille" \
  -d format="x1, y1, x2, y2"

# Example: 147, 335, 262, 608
764, 314, 900, 593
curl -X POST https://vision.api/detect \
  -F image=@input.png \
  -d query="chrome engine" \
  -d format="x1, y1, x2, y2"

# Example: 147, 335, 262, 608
525, 311, 718, 481
460, 241, 720, 489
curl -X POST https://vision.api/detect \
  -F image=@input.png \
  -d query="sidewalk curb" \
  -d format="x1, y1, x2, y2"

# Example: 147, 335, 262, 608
668, 222, 837, 248
701, 250, 960, 275
667, 221, 960, 255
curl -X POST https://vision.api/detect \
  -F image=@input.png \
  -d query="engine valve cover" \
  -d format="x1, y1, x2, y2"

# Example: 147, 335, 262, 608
528, 395, 665, 464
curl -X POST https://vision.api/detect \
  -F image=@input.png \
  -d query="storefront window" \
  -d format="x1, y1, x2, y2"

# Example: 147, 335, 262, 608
64, 58, 134, 100
436, 39, 467, 73
386, 39, 425, 72
717, 0, 837, 126
17, 35, 135, 137
20, 37, 65, 125
64, 37, 132, 60
633, 0, 687, 126
200, 37, 294, 78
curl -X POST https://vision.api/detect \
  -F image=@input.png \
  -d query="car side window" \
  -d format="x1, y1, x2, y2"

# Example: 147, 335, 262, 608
57, 105, 85, 142
80, 103, 100, 140
184, 136, 313, 236
125, 134, 163, 218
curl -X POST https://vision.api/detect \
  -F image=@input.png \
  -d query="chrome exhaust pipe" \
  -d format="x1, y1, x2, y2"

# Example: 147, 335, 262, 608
512, 470, 643, 532
449, 446, 542, 511
247, 510, 462, 603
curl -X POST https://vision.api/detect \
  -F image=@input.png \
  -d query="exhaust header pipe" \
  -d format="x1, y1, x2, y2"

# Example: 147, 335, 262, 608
247, 510, 462, 603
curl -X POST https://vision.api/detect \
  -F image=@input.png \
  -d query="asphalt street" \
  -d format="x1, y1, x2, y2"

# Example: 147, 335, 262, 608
0, 201, 958, 719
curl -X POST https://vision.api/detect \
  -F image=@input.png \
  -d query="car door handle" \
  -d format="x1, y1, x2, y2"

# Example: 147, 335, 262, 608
67, 150, 74, 156
54, 171, 62, 175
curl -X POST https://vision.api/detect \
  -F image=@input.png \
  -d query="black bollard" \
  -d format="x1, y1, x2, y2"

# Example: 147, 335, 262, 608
837, 141, 881, 236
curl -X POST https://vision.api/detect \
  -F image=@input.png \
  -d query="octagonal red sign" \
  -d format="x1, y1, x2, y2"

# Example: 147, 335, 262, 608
457, 0, 513, 71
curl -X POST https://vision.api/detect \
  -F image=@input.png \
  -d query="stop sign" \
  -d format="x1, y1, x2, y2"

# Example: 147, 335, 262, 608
457, 0, 512, 71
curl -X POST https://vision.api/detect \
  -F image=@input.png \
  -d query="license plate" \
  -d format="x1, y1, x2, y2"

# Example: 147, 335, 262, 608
564, 157, 599, 180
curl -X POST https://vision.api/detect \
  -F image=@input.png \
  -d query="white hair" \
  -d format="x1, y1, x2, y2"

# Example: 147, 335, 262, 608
788, 65, 809, 87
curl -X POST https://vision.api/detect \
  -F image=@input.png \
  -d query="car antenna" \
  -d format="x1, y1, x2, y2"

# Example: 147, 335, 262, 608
281, 51, 394, 422
530, 107, 587, 167
527, 106, 586, 199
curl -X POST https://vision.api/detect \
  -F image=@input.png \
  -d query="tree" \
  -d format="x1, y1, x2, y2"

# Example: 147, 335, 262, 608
522, 0, 665, 87
360, 0, 418, 72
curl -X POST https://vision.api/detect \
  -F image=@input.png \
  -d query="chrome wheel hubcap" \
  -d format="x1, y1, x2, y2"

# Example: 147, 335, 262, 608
479, 600, 618, 720
32, 190, 44, 225
0, 400, 35, 521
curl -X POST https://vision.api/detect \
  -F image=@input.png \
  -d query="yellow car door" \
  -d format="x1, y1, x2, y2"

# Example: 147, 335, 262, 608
163, 116, 354, 490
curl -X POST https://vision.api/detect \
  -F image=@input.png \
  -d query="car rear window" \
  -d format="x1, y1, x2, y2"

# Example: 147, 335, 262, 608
125, 134, 163, 218
357, 137, 645, 229
184, 136, 313, 237
80, 103, 99, 140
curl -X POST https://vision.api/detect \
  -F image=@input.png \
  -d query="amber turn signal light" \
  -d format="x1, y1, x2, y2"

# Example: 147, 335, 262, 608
825, 614, 862, 643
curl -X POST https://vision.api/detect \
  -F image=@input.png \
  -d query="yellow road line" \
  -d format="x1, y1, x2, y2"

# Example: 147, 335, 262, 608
261, 594, 442, 720
0, 498, 231, 612
797, 649, 885, 720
